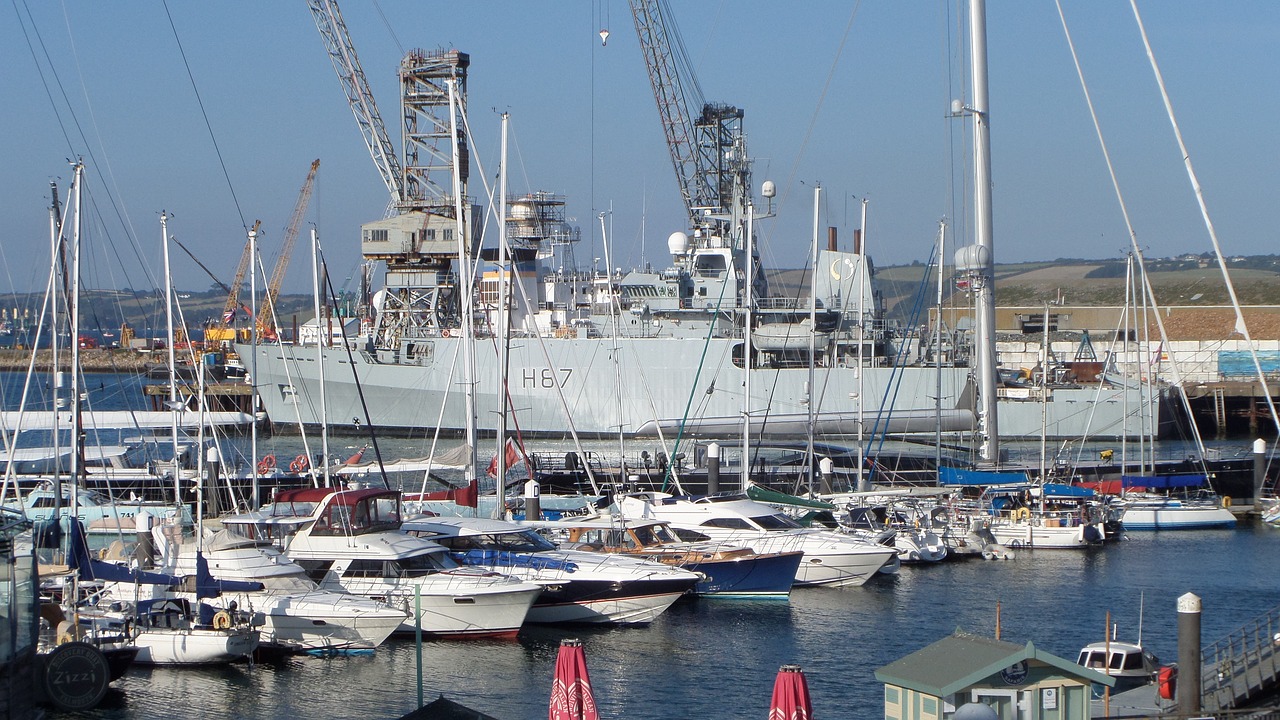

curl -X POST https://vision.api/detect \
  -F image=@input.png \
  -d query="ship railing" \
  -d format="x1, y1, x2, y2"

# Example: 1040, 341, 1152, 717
1201, 600, 1280, 712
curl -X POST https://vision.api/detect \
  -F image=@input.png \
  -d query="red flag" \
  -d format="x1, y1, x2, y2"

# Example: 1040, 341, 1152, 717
486, 437, 522, 478
449, 479, 479, 508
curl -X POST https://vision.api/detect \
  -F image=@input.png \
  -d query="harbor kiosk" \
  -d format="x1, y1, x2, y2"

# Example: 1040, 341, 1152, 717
875, 632, 1113, 720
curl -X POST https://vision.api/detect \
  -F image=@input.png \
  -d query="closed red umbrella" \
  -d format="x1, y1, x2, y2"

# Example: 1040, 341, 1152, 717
550, 638, 599, 720
768, 664, 813, 720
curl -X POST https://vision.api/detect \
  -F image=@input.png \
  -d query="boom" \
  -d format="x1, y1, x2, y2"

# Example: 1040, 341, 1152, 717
308, 0, 403, 210
260, 159, 321, 338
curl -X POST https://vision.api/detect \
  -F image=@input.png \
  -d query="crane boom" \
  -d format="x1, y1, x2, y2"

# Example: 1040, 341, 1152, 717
308, 0, 403, 209
260, 160, 321, 338
629, 0, 750, 234
221, 225, 255, 320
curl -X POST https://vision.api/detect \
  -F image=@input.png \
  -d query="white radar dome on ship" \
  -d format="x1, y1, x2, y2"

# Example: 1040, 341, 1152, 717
509, 200, 536, 220
371, 289, 388, 313
667, 231, 690, 256
761, 180, 776, 198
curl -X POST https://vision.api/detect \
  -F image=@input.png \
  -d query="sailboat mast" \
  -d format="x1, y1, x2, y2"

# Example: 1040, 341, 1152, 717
496, 112, 511, 517
970, 0, 1000, 464
68, 162, 84, 520
249, 224, 260, 508
807, 184, 820, 498
48, 181, 63, 523
310, 227, 330, 487
161, 211, 181, 506
741, 204, 755, 492
448, 79, 479, 505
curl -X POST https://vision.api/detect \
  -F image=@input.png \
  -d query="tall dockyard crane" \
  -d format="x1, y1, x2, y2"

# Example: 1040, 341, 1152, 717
307, 0, 403, 213
629, 0, 753, 233
259, 159, 321, 339
629, 0, 761, 287
308, 0, 473, 345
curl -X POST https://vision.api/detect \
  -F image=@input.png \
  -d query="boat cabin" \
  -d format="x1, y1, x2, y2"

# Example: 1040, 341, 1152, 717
1076, 641, 1159, 693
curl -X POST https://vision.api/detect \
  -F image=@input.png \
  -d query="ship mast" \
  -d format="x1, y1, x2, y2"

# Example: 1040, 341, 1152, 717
954, 0, 1000, 465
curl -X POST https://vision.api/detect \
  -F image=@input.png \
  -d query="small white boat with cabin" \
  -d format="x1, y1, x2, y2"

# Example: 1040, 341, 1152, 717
223, 487, 542, 638
614, 492, 897, 587
405, 516, 702, 623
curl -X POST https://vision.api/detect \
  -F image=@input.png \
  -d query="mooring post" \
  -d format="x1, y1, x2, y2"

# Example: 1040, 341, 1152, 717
524, 479, 541, 522
1254, 438, 1267, 506
1178, 592, 1202, 716
706, 442, 720, 496
820, 457, 834, 495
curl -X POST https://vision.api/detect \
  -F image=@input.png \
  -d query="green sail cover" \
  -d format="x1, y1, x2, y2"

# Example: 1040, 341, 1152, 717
746, 483, 836, 510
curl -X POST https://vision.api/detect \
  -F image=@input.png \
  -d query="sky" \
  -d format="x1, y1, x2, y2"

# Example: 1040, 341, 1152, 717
2, 1, 1277, 295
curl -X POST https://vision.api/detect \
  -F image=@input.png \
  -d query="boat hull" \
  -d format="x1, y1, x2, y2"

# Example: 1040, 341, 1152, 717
132, 628, 259, 665
682, 551, 802, 598
327, 577, 541, 638
1121, 502, 1237, 530
525, 577, 694, 624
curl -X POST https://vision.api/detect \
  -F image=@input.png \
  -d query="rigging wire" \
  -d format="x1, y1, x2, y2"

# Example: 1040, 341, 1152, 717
160, 0, 248, 233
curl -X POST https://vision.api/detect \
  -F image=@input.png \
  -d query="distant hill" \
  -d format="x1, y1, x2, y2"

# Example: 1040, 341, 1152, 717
9, 253, 1278, 339
769, 253, 1280, 322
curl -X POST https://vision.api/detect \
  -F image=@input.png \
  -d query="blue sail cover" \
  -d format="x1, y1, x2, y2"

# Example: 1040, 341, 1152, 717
1043, 483, 1095, 498
1121, 474, 1208, 490
195, 552, 263, 598
63, 518, 185, 586
939, 467, 1031, 486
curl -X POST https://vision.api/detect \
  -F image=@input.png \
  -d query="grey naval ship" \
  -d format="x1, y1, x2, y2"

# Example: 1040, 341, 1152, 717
240, 44, 1153, 444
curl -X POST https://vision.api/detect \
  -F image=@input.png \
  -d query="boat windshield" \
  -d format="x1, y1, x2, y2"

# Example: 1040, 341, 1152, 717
751, 513, 802, 530
441, 530, 557, 553
345, 551, 457, 578
633, 524, 679, 546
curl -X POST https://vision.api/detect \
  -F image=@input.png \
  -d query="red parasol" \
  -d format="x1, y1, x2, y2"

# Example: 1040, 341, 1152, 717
768, 664, 813, 720
550, 638, 598, 720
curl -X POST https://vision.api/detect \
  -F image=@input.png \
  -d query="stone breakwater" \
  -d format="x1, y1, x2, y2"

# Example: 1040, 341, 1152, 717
0, 349, 150, 373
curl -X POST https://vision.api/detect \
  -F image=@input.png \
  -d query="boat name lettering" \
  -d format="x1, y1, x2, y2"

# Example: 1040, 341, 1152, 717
521, 368, 572, 389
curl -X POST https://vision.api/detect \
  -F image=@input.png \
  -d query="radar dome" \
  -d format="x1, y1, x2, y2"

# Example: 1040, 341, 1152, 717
954, 244, 992, 272
667, 231, 690, 256
761, 180, 776, 198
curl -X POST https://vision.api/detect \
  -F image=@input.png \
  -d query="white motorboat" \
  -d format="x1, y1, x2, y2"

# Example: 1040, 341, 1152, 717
104, 525, 407, 654
4, 481, 192, 534
405, 516, 701, 624
223, 487, 542, 638
1077, 639, 1161, 694
614, 492, 897, 588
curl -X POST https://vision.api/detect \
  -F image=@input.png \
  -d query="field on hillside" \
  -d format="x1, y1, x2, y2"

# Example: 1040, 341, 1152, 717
773, 256, 1280, 321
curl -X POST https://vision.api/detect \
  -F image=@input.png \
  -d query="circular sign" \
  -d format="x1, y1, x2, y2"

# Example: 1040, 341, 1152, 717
42, 641, 111, 711
1000, 660, 1029, 686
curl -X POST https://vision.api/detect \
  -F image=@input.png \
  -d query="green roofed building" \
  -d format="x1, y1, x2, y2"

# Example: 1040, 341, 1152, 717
874, 632, 1114, 720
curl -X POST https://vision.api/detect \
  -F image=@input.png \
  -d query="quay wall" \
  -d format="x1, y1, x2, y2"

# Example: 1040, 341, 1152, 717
997, 339, 1280, 385
0, 349, 150, 373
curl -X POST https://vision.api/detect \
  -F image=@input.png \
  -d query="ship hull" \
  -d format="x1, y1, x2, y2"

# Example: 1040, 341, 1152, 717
240, 338, 1153, 441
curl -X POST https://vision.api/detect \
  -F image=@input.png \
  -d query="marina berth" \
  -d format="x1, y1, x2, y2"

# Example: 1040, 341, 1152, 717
79, 597, 259, 666
95, 523, 408, 654
614, 492, 898, 587
524, 516, 803, 598
404, 516, 701, 624
222, 487, 542, 638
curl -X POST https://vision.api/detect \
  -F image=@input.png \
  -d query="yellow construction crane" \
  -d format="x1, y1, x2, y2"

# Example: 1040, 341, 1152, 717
259, 159, 320, 340
205, 220, 259, 346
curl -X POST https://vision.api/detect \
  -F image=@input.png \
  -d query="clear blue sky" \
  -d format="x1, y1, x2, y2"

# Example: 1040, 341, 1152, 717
2, 1, 1276, 295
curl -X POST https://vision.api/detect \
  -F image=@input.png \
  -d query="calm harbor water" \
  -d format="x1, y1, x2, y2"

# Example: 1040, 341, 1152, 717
66, 524, 1280, 720
10, 370, 1279, 718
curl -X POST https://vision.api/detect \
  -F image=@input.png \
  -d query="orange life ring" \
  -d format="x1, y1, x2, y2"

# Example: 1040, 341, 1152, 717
441, 329, 451, 338
289, 454, 310, 473
256, 455, 276, 474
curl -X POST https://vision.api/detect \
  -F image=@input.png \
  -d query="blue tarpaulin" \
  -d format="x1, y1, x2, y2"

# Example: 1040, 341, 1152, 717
1043, 483, 1095, 498
452, 549, 578, 573
1121, 474, 1208, 489
939, 466, 1031, 486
